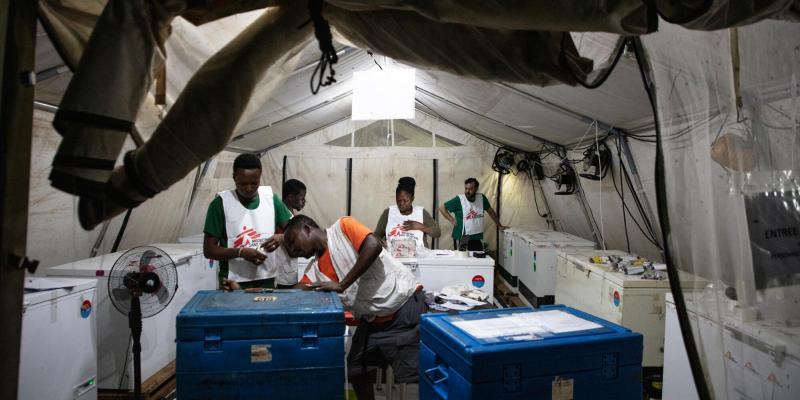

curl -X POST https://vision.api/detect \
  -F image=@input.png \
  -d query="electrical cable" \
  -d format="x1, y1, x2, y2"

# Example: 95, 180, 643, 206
118, 333, 133, 389
618, 137, 631, 253
559, 34, 628, 90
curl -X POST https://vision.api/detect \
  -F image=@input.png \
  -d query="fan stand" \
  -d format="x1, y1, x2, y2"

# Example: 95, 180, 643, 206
129, 295, 143, 400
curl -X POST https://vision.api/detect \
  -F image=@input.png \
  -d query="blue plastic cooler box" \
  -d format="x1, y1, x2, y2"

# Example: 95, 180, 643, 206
176, 290, 345, 400
420, 305, 643, 399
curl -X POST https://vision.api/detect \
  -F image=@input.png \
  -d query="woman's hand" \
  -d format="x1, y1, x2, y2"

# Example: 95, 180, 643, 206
403, 220, 426, 231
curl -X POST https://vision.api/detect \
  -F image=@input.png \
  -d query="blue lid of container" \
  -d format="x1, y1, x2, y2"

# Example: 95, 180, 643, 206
421, 305, 643, 382
177, 290, 344, 340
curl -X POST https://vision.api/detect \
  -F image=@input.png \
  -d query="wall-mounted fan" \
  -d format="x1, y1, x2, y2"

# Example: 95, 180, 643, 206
108, 246, 178, 400
551, 162, 577, 195
492, 147, 517, 175
579, 142, 612, 180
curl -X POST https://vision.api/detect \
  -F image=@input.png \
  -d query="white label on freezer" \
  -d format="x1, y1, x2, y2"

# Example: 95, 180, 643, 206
451, 310, 603, 340
552, 376, 574, 400
251, 344, 272, 363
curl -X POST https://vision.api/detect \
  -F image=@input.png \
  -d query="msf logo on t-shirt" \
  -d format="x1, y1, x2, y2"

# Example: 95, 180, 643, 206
234, 226, 261, 248
465, 206, 483, 220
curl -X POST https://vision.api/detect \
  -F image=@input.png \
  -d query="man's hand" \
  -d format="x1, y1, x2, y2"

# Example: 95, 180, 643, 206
309, 281, 343, 293
403, 220, 426, 231
222, 279, 241, 291
240, 247, 267, 264
261, 234, 284, 253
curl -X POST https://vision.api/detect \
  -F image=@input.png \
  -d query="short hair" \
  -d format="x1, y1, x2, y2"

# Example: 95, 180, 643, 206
233, 153, 262, 172
464, 177, 479, 188
283, 179, 307, 197
396, 176, 416, 196
284, 214, 320, 235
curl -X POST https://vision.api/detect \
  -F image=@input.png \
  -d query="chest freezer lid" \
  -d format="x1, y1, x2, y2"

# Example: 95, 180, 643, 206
516, 231, 596, 248
46, 243, 198, 277
176, 290, 344, 341
421, 305, 643, 383
559, 248, 671, 288
398, 251, 494, 266
23, 277, 97, 307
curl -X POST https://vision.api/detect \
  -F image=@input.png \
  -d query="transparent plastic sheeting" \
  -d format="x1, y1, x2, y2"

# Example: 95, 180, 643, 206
642, 20, 800, 399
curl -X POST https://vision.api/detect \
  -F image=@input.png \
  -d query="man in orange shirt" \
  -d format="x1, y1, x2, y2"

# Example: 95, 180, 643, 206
283, 215, 425, 400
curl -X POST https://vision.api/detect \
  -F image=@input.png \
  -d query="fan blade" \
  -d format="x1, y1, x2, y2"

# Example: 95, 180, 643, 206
111, 287, 132, 303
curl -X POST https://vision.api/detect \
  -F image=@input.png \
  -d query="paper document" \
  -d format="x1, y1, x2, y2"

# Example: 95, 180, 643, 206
451, 310, 603, 340
438, 294, 485, 307
441, 302, 473, 311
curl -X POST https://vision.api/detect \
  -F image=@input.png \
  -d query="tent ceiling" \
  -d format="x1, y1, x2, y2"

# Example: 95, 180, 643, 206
32, 16, 654, 154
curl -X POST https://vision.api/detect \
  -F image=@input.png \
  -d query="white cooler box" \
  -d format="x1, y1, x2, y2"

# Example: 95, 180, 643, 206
397, 251, 495, 299
20, 277, 98, 400
555, 249, 672, 368
498, 227, 540, 293
663, 293, 800, 400
514, 230, 595, 306
47, 243, 217, 390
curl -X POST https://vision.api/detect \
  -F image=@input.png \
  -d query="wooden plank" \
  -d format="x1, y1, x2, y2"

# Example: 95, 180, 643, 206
0, 1, 37, 399
141, 360, 176, 394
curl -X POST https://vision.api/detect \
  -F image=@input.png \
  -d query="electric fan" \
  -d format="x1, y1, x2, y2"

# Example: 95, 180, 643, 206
492, 147, 516, 175
108, 246, 178, 400
579, 143, 612, 180
551, 162, 577, 195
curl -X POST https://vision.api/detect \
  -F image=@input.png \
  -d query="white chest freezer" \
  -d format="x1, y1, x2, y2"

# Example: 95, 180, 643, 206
47, 243, 218, 390
397, 251, 495, 299
19, 277, 98, 400
555, 249, 671, 367
498, 226, 539, 293
514, 230, 595, 306
663, 293, 800, 400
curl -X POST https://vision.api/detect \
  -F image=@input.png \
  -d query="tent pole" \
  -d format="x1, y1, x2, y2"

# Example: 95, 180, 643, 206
432, 159, 438, 250
346, 158, 352, 216
496, 172, 502, 252
0, 1, 37, 399
282, 155, 287, 186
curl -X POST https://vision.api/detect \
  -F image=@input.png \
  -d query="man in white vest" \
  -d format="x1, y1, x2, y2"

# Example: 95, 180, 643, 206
202, 154, 294, 290
439, 177, 508, 249
283, 215, 425, 400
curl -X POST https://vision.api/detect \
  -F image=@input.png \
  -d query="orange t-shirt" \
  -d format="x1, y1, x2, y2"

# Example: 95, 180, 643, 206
300, 217, 373, 285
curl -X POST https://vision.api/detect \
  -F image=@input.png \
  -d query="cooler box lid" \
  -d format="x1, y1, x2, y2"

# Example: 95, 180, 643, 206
176, 290, 344, 341
421, 305, 642, 383
46, 243, 199, 277
516, 230, 596, 248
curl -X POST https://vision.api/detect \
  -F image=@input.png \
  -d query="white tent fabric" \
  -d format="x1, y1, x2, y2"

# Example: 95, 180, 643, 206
22, 2, 800, 398
641, 19, 800, 398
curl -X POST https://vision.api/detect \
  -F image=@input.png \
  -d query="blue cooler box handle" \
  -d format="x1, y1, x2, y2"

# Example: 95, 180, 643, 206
423, 365, 449, 399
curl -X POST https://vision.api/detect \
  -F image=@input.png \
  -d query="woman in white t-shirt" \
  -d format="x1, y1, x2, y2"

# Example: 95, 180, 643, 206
375, 177, 441, 250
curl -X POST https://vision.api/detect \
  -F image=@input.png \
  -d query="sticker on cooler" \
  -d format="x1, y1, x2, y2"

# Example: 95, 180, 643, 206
472, 275, 485, 288
613, 290, 621, 307
80, 299, 92, 318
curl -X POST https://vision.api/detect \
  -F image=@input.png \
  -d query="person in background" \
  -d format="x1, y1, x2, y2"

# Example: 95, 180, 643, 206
202, 153, 293, 290
439, 177, 508, 249
282, 178, 307, 214
269, 178, 308, 288
375, 177, 440, 251
283, 215, 425, 400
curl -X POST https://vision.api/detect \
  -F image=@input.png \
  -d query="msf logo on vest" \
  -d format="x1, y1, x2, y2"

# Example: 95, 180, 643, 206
234, 226, 262, 248
388, 224, 409, 237
465, 207, 483, 220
